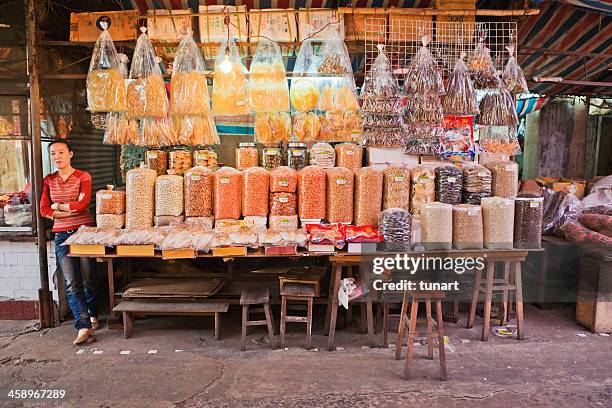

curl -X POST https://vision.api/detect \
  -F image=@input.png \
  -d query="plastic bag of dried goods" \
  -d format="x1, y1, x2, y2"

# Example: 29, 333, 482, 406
297, 165, 326, 220
378, 208, 412, 252
502, 45, 528, 95
421, 202, 453, 250
128, 28, 168, 118
443, 52, 479, 116
170, 31, 212, 116
361, 44, 402, 101
435, 165, 463, 205
468, 39, 499, 90
270, 166, 297, 193
96, 213, 125, 229
270, 192, 297, 216
476, 84, 519, 127
96, 185, 125, 214
404, 36, 444, 96
184, 166, 213, 218
213, 167, 243, 220
173, 114, 219, 146
292, 112, 321, 142
452, 204, 483, 249
212, 37, 249, 116
326, 167, 354, 223
514, 196, 544, 249
478, 126, 521, 156
354, 167, 383, 226
86, 26, 126, 112
242, 167, 270, 217
484, 159, 519, 198
382, 165, 410, 211
103, 112, 129, 144
335, 143, 363, 170
481, 197, 515, 249
290, 32, 319, 113
155, 170, 184, 217
254, 112, 292, 143
249, 25, 290, 113
410, 165, 435, 215
269, 215, 298, 231
309, 142, 335, 168
125, 163, 157, 229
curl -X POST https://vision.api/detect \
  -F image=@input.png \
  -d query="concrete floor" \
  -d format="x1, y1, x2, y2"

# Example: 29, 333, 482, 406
0, 304, 611, 408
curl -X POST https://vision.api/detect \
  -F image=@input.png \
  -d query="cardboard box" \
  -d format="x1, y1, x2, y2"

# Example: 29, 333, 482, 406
69, 244, 106, 256
553, 181, 586, 199
70, 11, 138, 42
212, 246, 248, 257
147, 9, 192, 42
116, 245, 155, 257
265, 245, 298, 255
343, 10, 387, 41
367, 148, 419, 169
298, 9, 344, 41
347, 242, 379, 254
162, 248, 196, 259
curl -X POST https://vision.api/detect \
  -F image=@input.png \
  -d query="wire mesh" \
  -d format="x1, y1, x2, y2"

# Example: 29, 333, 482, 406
364, 17, 517, 82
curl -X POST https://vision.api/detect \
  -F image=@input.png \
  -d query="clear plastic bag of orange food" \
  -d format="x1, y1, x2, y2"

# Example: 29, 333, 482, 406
212, 37, 250, 116
298, 165, 326, 220
87, 28, 127, 113
290, 32, 319, 113
249, 25, 290, 113
171, 31, 212, 116
128, 28, 168, 118
242, 167, 270, 217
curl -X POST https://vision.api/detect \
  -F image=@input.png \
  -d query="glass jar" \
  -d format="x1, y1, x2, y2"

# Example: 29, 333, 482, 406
262, 144, 284, 171
145, 149, 168, 177
236, 142, 259, 170
193, 149, 218, 170
169, 149, 192, 175
287, 142, 307, 170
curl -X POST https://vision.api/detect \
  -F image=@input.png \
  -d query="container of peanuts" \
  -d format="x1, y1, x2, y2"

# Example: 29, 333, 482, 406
484, 159, 518, 198
270, 192, 297, 216
326, 167, 354, 223
155, 170, 184, 217
335, 143, 363, 170
96, 213, 125, 229
184, 166, 213, 218
125, 163, 157, 229
297, 165, 326, 220
262, 144, 284, 171
382, 165, 410, 211
169, 149, 192, 175
270, 166, 297, 193
420, 202, 453, 250
242, 167, 269, 217
96, 185, 125, 215
145, 149, 168, 177
236, 143, 259, 170
452, 204, 483, 249
353, 167, 383, 226
213, 167, 243, 220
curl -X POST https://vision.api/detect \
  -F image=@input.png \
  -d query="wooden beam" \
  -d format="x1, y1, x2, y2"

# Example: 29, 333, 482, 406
532, 78, 612, 87
519, 47, 612, 60
337, 7, 540, 16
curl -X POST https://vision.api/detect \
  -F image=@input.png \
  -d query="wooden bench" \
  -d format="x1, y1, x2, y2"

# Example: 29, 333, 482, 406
113, 300, 230, 340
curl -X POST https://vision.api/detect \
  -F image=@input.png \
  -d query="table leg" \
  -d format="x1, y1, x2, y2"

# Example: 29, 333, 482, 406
123, 312, 133, 339
327, 264, 342, 351
215, 312, 221, 340
366, 292, 375, 348
395, 289, 409, 360
535, 251, 551, 309
382, 296, 389, 348
482, 260, 495, 341
502, 261, 510, 324
467, 267, 483, 329
106, 259, 118, 327
324, 265, 336, 336
514, 261, 525, 340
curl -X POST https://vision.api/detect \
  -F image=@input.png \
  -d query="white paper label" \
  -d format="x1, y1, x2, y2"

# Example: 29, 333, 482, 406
190, 175, 201, 181
394, 176, 405, 182
346, 150, 355, 156
147, 152, 157, 159
279, 196, 289, 203
280, 218, 289, 224
220, 177, 230, 184
279, 180, 289, 187
420, 179, 429, 184
267, 150, 280, 156
448, 177, 457, 183
478, 171, 487, 177
468, 208, 478, 216
291, 149, 304, 156
100, 194, 112, 200
505, 165, 515, 171
336, 178, 347, 185
530, 201, 541, 208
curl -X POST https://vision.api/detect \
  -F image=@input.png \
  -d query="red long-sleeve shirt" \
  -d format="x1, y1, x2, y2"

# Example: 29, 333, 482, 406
40, 169, 95, 232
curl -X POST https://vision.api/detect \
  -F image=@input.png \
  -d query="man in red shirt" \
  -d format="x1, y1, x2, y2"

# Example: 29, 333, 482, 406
40, 139, 98, 345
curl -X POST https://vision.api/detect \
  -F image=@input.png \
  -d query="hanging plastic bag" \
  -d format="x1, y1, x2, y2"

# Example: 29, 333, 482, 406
443, 52, 479, 116
502, 45, 528, 95
212, 37, 250, 116
290, 29, 319, 113
254, 112, 292, 143
476, 80, 519, 126
128, 27, 168, 118
468, 39, 499, 90
361, 44, 406, 149
404, 36, 444, 96
249, 24, 290, 113
478, 126, 522, 156
86, 26, 127, 113
171, 31, 212, 116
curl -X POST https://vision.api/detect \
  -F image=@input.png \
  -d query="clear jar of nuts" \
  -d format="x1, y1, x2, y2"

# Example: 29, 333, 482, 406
193, 149, 218, 170
236, 142, 259, 170
262, 144, 284, 171
169, 149, 192, 175
287, 142, 307, 171
145, 149, 168, 177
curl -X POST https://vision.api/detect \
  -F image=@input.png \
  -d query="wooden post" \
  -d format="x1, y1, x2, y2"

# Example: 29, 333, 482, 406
568, 97, 589, 179
26, 0, 54, 328
523, 110, 541, 179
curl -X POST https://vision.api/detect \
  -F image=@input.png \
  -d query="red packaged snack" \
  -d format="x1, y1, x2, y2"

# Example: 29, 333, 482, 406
305, 223, 345, 248
343, 225, 383, 243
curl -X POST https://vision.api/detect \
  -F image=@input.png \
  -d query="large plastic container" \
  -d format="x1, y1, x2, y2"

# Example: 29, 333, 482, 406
236, 143, 259, 170
242, 167, 270, 217
378, 208, 412, 252
335, 143, 363, 170
213, 167, 243, 220
155, 170, 184, 217
297, 165, 326, 220
481, 196, 515, 249
452, 204, 483, 249
353, 167, 383, 226
270, 166, 297, 193
326, 167, 354, 223
514, 196, 544, 249
184, 166, 213, 217
382, 165, 410, 211
420, 202, 453, 250
125, 163, 157, 229
410, 165, 435, 215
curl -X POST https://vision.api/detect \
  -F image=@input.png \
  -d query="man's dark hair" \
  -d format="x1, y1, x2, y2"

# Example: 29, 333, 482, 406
48, 138, 73, 152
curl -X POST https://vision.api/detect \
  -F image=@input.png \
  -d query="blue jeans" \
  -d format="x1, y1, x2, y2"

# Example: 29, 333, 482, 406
55, 231, 98, 330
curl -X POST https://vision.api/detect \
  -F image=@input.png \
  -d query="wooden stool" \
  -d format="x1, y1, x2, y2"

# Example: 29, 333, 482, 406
279, 283, 316, 349
381, 291, 404, 348
396, 290, 447, 381
240, 288, 275, 351
467, 260, 524, 341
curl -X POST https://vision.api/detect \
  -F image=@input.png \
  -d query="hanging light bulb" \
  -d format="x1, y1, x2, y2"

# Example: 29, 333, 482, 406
219, 46, 232, 74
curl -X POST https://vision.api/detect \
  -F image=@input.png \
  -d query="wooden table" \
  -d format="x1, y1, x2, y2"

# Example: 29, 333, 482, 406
71, 248, 335, 325
324, 249, 537, 351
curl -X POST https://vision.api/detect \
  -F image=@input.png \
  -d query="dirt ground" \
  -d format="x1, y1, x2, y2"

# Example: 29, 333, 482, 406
0, 304, 611, 408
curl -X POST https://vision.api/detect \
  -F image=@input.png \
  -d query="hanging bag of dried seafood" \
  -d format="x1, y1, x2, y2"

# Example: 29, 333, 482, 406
443, 52, 479, 116
502, 45, 528, 95
170, 30, 218, 146
212, 37, 250, 116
